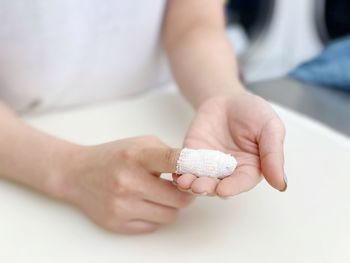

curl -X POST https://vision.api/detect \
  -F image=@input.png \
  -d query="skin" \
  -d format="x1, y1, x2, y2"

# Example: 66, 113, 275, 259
0, 0, 286, 234
0, 106, 191, 234
163, 0, 286, 195
175, 94, 286, 196
61, 137, 192, 234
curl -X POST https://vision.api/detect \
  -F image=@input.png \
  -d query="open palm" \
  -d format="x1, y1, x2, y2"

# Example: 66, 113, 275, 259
175, 93, 287, 197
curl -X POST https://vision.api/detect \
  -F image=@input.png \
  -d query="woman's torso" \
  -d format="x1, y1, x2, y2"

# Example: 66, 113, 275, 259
0, 0, 169, 112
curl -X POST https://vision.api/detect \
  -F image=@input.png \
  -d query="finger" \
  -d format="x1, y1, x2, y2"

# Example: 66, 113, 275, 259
258, 118, 287, 191
121, 220, 159, 234
216, 165, 262, 197
133, 200, 179, 225
176, 173, 196, 189
138, 147, 181, 174
190, 177, 219, 195
141, 175, 194, 208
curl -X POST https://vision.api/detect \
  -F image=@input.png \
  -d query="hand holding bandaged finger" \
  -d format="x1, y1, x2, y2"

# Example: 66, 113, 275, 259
175, 93, 287, 197
63, 136, 194, 235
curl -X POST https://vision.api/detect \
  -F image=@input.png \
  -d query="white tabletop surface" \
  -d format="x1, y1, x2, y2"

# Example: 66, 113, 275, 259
0, 90, 349, 263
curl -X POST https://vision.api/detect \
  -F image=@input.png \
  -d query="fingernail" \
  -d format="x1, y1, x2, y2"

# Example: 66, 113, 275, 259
280, 173, 288, 192
284, 172, 288, 184
199, 192, 208, 196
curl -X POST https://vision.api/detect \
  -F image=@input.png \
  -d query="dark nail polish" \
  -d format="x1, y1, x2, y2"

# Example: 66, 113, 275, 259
280, 173, 288, 192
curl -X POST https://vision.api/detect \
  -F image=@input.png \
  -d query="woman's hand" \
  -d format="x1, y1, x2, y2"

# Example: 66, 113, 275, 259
163, 0, 286, 197
174, 92, 287, 197
58, 136, 193, 234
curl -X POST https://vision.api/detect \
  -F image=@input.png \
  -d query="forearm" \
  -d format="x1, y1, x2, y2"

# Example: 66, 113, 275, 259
0, 103, 79, 198
163, 14, 245, 108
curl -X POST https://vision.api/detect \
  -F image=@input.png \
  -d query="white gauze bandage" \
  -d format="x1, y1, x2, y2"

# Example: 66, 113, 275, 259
176, 148, 237, 178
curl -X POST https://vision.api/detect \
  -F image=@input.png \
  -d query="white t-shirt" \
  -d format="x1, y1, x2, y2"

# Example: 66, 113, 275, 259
0, 0, 170, 112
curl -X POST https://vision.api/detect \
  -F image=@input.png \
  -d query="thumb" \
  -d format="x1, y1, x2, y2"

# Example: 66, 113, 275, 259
258, 118, 287, 191
138, 147, 182, 174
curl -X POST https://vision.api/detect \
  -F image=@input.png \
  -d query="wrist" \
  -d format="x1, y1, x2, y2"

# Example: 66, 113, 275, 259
194, 82, 247, 109
46, 140, 86, 202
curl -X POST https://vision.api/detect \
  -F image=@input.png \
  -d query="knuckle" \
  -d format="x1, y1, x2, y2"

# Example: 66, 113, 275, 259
113, 174, 133, 196
104, 221, 124, 234
102, 217, 117, 231
101, 212, 124, 233
101, 200, 129, 233
216, 185, 233, 197
119, 148, 138, 162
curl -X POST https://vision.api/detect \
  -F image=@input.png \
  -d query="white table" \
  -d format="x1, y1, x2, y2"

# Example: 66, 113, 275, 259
1, 90, 349, 263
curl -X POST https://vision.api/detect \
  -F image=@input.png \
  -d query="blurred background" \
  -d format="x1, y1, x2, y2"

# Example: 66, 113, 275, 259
224, 0, 350, 136
225, 0, 350, 81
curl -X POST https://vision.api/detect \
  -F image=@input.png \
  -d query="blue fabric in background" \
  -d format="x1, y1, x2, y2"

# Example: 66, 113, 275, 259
290, 36, 350, 91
